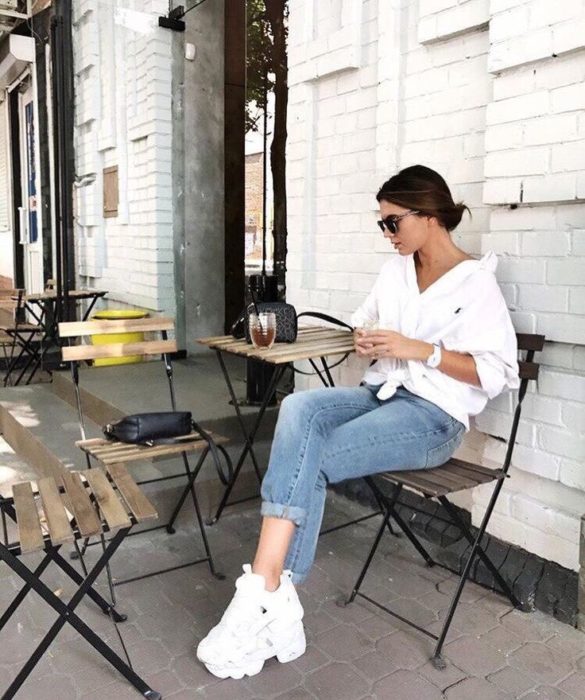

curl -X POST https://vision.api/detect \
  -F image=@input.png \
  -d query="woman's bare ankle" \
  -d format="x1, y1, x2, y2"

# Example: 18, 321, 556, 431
252, 564, 281, 592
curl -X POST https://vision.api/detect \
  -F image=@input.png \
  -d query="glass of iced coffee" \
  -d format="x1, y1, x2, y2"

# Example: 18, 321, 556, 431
249, 312, 277, 350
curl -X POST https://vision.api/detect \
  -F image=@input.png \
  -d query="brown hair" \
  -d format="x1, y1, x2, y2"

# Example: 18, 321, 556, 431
376, 165, 470, 231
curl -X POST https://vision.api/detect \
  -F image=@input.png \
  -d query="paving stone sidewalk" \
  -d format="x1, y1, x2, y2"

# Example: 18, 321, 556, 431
1, 489, 584, 700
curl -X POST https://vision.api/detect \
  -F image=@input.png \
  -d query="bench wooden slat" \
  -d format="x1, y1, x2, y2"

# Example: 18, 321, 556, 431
38, 478, 75, 545
59, 317, 175, 338
82, 469, 132, 531
106, 464, 158, 523
13, 482, 45, 553
62, 339, 177, 362
61, 472, 102, 537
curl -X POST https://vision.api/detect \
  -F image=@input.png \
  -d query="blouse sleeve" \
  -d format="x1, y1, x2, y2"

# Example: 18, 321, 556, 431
441, 272, 520, 399
350, 275, 380, 329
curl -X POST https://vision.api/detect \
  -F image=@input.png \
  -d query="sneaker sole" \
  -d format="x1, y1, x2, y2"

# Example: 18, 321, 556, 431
201, 622, 306, 680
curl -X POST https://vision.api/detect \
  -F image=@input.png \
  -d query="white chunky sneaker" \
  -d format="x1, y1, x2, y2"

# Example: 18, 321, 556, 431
196, 564, 306, 679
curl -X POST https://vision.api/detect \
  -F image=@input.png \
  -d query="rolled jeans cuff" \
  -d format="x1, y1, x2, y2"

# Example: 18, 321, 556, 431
290, 570, 309, 585
260, 501, 306, 527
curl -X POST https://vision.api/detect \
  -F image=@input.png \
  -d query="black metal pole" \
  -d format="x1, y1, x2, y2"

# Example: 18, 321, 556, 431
49, 17, 63, 323
51, 1, 75, 323
262, 69, 268, 278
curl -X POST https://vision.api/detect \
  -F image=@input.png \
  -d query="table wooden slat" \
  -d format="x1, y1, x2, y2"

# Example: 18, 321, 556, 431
107, 463, 158, 523
82, 469, 132, 530
197, 327, 355, 365
61, 472, 102, 537
13, 482, 45, 553
38, 478, 75, 545
25, 289, 107, 302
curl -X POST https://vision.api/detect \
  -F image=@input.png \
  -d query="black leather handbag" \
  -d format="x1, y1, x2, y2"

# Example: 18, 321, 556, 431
103, 411, 233, 485
103, 411, 192, 446
244, 302, 297, 344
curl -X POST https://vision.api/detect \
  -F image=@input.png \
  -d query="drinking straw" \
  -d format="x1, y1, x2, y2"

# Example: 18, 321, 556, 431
249, 287, 264, 333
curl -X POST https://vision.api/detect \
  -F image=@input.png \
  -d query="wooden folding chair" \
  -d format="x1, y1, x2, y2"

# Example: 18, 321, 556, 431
345, 333, 545, 669
58, 316, 231, 588
0, 290, 43, 387
0, 466, 161, 700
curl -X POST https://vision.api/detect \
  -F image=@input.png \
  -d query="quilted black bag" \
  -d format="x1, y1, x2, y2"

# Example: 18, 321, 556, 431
244, 302, 298, 344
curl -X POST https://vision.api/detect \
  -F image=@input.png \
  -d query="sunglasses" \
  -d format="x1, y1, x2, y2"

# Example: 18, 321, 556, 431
377, 210, 420, 234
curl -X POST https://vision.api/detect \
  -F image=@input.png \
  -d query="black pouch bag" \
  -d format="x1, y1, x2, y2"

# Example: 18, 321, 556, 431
244, 302, 298, 344
103, 412, 233, 485
103, 411, 192, 446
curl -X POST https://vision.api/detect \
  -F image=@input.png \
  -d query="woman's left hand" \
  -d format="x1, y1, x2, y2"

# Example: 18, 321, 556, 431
355, 330, 431, 362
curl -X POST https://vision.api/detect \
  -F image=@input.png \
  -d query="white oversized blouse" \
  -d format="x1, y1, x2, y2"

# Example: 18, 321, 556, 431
350, 251, 520, 429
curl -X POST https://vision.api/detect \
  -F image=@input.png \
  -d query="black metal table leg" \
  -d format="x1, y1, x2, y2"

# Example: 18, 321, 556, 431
208, 353, 286, 525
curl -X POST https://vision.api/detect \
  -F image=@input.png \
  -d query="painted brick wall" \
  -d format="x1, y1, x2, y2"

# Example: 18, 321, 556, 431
72, 0, 176, 313
287, 0, 585, 571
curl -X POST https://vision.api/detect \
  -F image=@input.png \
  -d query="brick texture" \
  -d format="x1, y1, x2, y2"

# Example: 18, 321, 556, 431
72, 0, 176, 313
286, 0, 585, 572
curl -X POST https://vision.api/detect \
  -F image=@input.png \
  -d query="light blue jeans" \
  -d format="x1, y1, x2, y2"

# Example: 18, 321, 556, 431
260, 385, 465, 583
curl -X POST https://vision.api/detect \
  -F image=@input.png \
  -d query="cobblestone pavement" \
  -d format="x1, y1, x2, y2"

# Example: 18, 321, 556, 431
1, 490, 584, 700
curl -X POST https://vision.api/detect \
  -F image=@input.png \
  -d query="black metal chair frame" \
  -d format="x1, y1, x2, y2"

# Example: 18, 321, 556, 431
0, 491, 160, 700
345, 333, 545, 670
66, 328, 231, 592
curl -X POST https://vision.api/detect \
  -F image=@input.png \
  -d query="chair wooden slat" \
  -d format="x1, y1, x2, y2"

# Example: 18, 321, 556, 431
38, 478, 75, 545
447, 457, 502, 479
516, 333, 545, 351
380, 456, 505, 498
379, 470, 450, 497
76, 433, 224, 465
62, 339, 177, 362
82, 469, 132, 531
61, 472, 102, 537
106, 464, 158, 523
58, 317, 175, 338
442, 462, 501, 486
13, 482, 45, 553
518, 361, 539, 381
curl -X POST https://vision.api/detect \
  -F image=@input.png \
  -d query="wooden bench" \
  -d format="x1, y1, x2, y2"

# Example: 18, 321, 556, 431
0, 466, 161, 700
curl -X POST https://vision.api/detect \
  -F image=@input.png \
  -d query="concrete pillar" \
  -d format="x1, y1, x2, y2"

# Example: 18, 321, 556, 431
182, 0, 226, 352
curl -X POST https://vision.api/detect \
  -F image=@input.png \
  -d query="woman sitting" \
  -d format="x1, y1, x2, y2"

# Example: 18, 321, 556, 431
196, 164, 519, 680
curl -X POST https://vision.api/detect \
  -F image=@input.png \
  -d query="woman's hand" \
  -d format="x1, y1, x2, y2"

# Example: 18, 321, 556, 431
354, 329, 432, 362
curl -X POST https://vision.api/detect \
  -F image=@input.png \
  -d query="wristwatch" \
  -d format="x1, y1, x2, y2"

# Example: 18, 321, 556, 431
426, 343, 442, 369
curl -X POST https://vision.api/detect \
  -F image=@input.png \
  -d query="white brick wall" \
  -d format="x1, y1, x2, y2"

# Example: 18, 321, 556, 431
72, 0, 176, 313
287, 0, 585, 571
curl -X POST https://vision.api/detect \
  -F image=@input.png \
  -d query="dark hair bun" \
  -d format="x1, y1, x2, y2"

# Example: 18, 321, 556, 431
377, 165, 470, 232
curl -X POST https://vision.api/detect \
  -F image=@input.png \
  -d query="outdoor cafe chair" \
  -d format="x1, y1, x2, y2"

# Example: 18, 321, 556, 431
344, 333, 545, 670
58, 316, 231, 593
0, 466, 162, 699
0, 289, 43, 387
